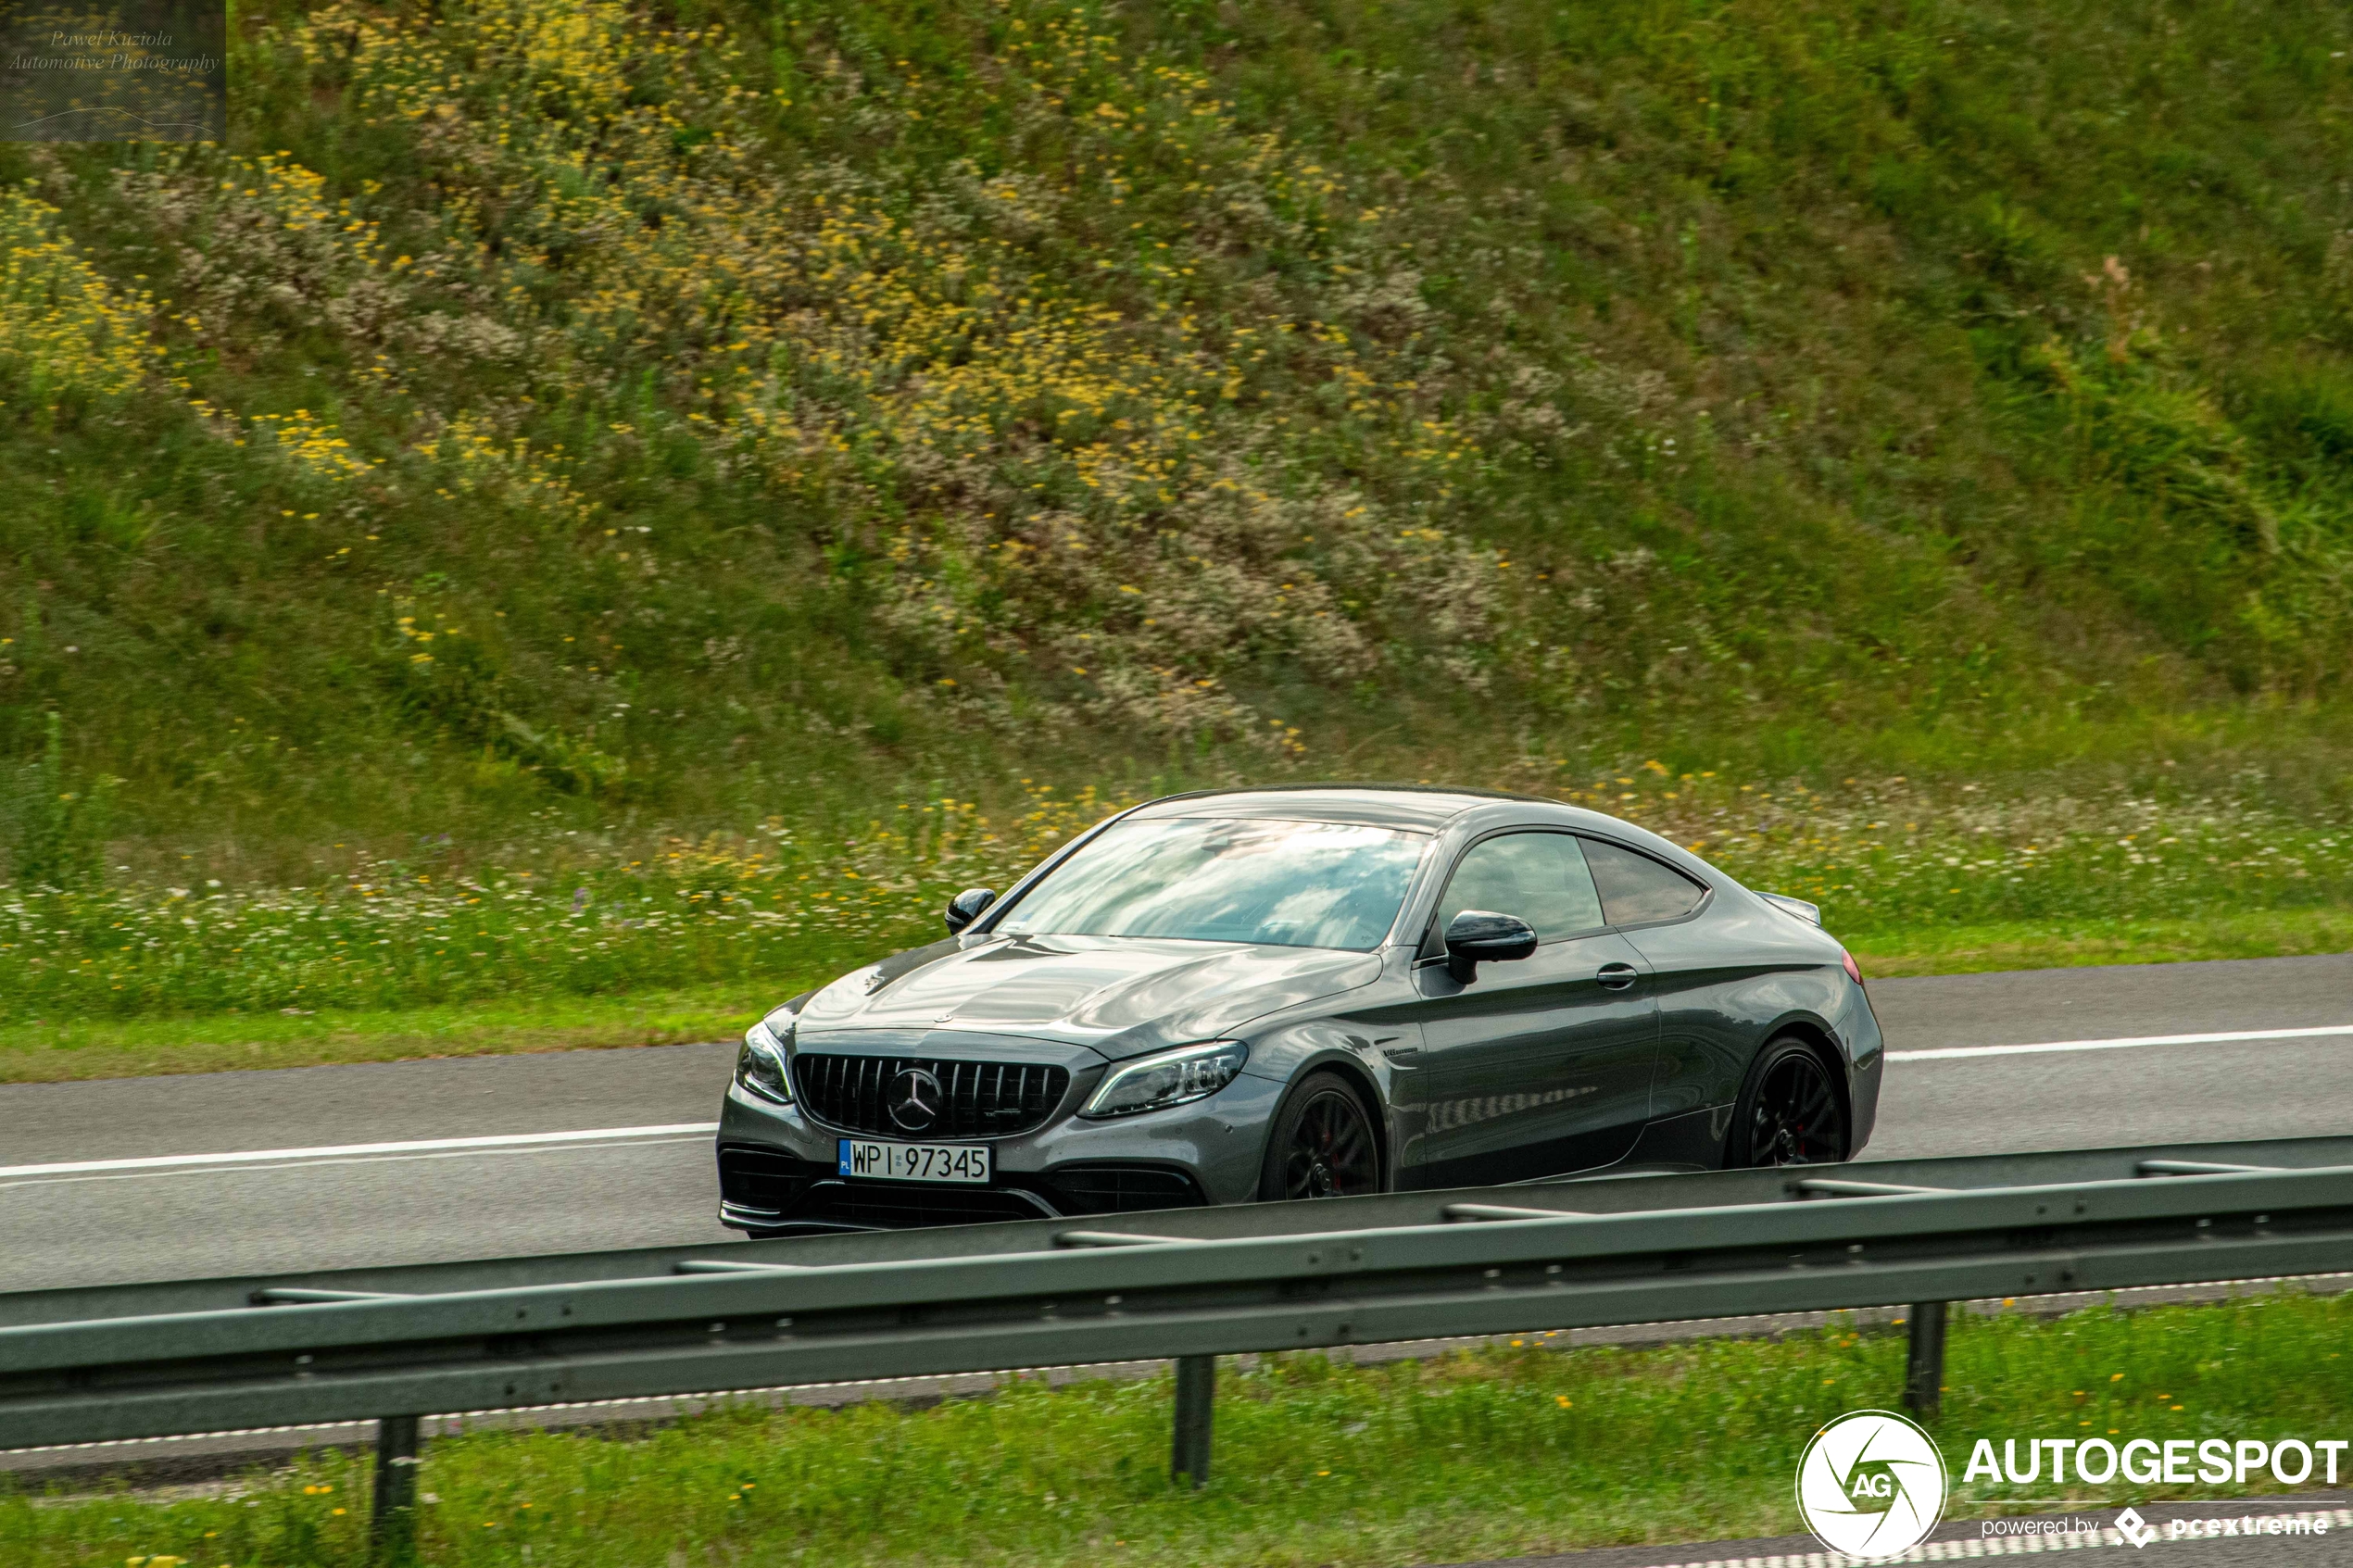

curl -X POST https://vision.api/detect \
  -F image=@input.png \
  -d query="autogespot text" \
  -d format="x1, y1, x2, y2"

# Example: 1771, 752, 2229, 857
1962, 1435, 2350, 1486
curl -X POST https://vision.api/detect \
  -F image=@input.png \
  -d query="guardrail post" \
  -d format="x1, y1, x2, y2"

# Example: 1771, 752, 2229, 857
1171, 1354, 1214, 1487
371, 1414, 422, 1562
1903, 1302, 1948, 1420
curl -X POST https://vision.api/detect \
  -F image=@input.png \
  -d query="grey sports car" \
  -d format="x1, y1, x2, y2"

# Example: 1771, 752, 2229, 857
716, 784, 1881, 1232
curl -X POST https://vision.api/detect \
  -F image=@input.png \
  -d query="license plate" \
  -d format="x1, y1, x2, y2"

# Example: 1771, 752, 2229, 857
836, 1139, 993, 1184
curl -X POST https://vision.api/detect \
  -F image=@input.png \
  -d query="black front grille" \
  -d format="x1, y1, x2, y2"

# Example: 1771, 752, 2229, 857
796, 1180, 1052, 1228
1049, 1164, 1207, 1215
716, 1146, 822, 1214
791, 1054, 1070, 1138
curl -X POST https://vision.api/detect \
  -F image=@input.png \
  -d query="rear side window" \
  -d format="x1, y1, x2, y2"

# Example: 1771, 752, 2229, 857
1579, 838, 1707, 925
1435, 832, 1606, 943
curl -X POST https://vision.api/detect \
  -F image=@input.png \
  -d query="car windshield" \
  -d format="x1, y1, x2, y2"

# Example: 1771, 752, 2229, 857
992, 816, 1427, 950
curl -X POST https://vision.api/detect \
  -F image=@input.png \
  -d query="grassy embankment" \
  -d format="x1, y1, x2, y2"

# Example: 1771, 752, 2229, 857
6, 1292, 2350, 1567
6, 0, 2353, 1075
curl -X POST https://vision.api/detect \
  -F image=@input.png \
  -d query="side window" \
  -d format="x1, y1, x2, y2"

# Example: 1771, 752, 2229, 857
1434, 833, 1606, 944
1579, 838, 1707, 925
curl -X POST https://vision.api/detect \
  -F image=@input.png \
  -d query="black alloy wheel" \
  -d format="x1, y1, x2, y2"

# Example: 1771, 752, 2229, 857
1264, 1071, 1381, 1200
1734, 1039, 1847, 1167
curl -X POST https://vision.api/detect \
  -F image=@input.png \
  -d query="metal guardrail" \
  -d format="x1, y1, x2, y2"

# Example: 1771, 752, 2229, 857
8, 1135, 2353, 1559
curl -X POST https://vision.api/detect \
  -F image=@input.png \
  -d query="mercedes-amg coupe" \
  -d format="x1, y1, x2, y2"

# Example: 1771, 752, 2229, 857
716, 784, 1881, 1232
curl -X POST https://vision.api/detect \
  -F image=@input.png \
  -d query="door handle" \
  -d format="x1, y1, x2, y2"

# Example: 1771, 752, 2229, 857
1596, 962, 1639, 991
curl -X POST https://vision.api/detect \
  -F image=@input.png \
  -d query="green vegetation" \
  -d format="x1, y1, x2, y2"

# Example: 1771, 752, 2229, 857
1854, 905, 2353, 978
5, 766, 2348, 1078
6, 0, 2353, 1048
0, 982, 774, 1084
0, 790, 1098, 1029
7, 1292, 2348, 1566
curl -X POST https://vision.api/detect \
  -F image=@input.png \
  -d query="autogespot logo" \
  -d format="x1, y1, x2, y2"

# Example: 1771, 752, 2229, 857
1796, 1410, 1949, 1561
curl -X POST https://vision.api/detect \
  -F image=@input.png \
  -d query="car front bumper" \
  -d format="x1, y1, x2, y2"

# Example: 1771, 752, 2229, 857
713, 1073, 1286, 1232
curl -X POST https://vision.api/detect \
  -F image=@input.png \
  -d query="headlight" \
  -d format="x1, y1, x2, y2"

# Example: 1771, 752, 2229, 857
736, 1020, 793, 1106
1080, 1041, 1248, 1119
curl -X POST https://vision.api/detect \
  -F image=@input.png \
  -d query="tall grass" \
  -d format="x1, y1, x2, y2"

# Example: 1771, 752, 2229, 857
0, 787, 1113, 1022
6, 1292, 2348, 1567
4, 0, 2353, 873
5, 769, 2345, 1026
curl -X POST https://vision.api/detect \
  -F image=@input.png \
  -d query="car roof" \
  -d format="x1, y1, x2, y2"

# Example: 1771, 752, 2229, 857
1125, 784, 1547, 832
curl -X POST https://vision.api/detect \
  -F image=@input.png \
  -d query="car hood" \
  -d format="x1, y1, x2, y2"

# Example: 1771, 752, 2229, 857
791, 934, 1384, 1060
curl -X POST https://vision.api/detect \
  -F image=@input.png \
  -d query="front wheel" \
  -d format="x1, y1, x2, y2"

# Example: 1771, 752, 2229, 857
1259, 1070, 1382, 1201
1728, 1037, 1848, 1167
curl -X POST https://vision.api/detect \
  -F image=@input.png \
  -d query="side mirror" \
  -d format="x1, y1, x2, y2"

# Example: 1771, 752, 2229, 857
944, 886, 998, 935
1443, 909, 1538, 984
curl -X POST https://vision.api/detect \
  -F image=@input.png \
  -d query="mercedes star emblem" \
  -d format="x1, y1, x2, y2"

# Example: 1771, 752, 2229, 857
887, 1066, 945, 1133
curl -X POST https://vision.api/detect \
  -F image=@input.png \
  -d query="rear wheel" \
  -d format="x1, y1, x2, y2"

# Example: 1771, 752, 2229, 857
1259, 1071, 1381, 1200
1729, 1037, 1847, 1167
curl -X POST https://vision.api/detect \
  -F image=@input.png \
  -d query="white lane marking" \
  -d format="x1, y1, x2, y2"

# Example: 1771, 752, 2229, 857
8, 1020, 2343, 1178
1890, 1023, 2353, 1062
0, 1137, 716, 1193
0, 1123, 720, 1181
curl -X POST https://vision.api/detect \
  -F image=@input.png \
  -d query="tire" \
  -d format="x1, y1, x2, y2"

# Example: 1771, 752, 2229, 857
1258, 1070, 1383, 1201
1727, 1036, 1848, 1167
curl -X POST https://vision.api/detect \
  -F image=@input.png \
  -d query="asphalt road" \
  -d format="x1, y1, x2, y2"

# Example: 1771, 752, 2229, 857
3, 951, 2349, 1292
1863, 950, 2353, 1160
